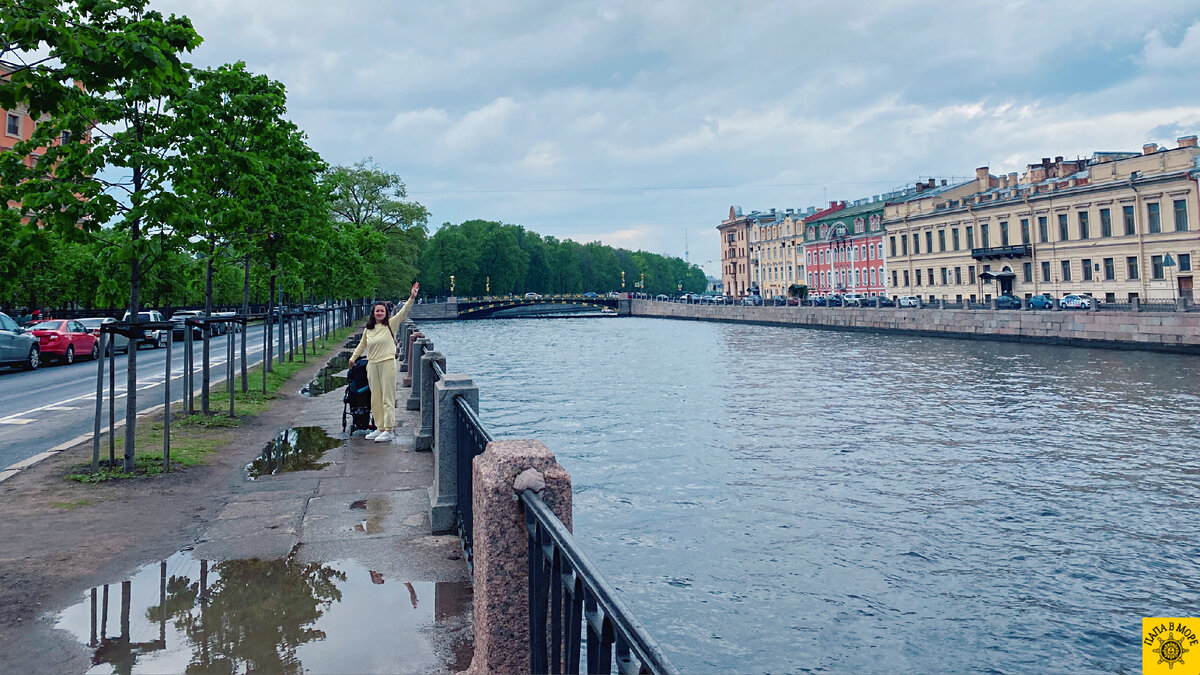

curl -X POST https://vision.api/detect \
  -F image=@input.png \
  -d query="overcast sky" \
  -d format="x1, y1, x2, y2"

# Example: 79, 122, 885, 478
159, 0, 1200, 275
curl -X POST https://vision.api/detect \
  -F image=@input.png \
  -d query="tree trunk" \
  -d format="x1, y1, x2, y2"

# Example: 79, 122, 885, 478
266, 271, 276, 373
124, 217, 141, 474
202, 240, 213, 414
241, 253, 250, 393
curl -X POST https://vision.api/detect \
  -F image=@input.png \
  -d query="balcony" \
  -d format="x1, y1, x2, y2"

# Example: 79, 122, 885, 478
971, 244, 1031, 260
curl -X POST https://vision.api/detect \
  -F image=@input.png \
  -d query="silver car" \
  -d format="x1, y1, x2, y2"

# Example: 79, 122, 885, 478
79, 317, 130, 356
0, 311, 40, 370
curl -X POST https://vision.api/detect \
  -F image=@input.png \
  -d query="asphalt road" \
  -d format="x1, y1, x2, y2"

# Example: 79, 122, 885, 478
0, 317, 337, 471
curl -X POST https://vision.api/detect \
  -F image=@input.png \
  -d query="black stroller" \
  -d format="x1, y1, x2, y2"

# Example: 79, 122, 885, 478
343, 357, 375, 435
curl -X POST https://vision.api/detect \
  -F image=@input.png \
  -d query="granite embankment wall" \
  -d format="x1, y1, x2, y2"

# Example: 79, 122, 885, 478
631, 300, 1200, 354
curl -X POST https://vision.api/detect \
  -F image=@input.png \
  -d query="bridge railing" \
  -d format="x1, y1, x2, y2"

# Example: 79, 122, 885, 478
408, 324, 677, 674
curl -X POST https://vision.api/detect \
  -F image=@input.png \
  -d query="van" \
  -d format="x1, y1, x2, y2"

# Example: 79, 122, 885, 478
121, 309, 167, 348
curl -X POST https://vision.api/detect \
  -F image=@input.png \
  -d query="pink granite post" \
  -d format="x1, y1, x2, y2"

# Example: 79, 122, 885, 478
402, 331, 422, 387
466, 440, 572, 675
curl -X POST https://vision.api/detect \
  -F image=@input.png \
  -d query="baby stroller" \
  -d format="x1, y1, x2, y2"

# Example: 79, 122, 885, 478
343, 357, 375, 435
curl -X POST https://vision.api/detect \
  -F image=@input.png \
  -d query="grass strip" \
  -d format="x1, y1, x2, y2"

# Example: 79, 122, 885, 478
68, 324, 357, 483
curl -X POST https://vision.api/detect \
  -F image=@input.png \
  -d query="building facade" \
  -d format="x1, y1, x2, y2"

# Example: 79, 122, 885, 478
885, 138, 1200, 303
802, 200, 892, 298
748, 208, 812, 298
718, 206, 754, 298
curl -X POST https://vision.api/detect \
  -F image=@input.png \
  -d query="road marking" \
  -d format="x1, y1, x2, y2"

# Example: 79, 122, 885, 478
0, 419, 35, 425
43, 405, 80, 411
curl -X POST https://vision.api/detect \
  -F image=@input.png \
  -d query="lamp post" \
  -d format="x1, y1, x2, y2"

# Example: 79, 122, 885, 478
621, 270, 625, 290
1164, 253, 1177, 302
449, 275, 455, 296
486, 276, 490, 295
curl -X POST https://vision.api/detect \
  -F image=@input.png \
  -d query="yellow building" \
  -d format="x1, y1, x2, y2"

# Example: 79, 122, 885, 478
748, 209, 810, 298
884, 137, 1200, 304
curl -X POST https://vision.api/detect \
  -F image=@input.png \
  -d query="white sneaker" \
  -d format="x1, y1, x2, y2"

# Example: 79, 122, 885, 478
364, 429, 380, 440
374, 431, 394, 443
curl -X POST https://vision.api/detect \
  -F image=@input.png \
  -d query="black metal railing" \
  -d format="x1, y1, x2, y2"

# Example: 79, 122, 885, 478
521, 490, 679, 675
454, 396, 493, 573
971, 243, 1031, 260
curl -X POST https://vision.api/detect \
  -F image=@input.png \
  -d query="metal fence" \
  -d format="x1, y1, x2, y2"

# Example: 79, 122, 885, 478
454, 388, 491, 574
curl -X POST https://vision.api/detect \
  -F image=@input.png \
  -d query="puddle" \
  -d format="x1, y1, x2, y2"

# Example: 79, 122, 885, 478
350, 496, 391, 534
55, 551, 473, 674
301, 355, 350, 397
246, 427, 344, 478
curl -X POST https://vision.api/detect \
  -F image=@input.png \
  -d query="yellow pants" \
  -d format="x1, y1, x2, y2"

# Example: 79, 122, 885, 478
366, 359, 397, 431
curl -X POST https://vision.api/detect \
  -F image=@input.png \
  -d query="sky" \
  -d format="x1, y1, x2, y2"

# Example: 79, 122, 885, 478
156, 0, 1200, 276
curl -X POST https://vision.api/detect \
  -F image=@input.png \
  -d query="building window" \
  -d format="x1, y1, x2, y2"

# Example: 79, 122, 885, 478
1058, 213, 1069, 241
941, 267, 948, 285
877, 266, 883, 285
968, 266, 976, 284
1127, 256, 1140, 280
1061, 260, 1072, 282
1082, 258, 1093, 281
1103, 257, 1115, 280
925, 231, 933, 253
1152, 255, 1164, 279
955, 267, 962, 284
1022, 262, 1032, 282
1078, 212, 1090, 239
982, 264, 991, 283
981, 223, 990, 248
1148, 203, 1161, 233
928, 268, 934, 286
915, 269, 922, 286
901, 236, 908, 256
5, 113, 19, 136
1038, 216, 1049, 242
952, 228, 960, 250
1000, 221, 1009, 246
966, 226, 974, 249
903, 270, 910, 286
938, 230, 946, 252
893, 270, 899, 287
1175, 199, 1189, 231
870, 268, 876, 285
1100, 208, 1112, 237
912, 234, 920, 255
1123, 205, 1136, 235
1041, 261, 1051, 282
1020, 219, 1030, 245
890, 236, 897, 257
1179, 254, 1191, 272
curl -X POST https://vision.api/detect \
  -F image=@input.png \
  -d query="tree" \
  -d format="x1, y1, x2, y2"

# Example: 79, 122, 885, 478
1, 0, 202, 472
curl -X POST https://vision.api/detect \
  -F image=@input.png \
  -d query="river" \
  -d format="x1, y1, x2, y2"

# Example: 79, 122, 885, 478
418, 316, 1200, 674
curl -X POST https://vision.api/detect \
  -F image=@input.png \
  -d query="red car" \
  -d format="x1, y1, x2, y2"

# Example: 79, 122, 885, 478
27, 319, 99, 364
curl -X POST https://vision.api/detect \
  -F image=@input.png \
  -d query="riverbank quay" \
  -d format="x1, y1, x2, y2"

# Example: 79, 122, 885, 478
0, 333, 472, 674
631, 298, 1200, 354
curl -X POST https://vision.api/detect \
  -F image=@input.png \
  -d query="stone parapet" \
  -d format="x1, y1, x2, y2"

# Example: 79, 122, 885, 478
466, 439, 572, 675
630, 300, 1200, 354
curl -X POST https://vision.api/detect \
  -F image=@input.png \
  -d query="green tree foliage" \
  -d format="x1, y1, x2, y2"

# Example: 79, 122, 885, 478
417, 220, 707, 297
322, 158, 427, 299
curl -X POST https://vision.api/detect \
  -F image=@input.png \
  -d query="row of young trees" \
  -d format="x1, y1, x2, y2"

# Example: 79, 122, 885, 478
417, 219, 709, 298
0, 0, 424, 471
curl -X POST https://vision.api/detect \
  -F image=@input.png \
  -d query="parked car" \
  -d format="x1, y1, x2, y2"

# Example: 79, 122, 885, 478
1027, 293, 1056, 310
1060, 294, 1094, 310
843, 292, 867, 307
826, 295, 845, 307
0, 311, 40, 370
655, 294, 669, 301
607, 291, 622, 298
171, 310, 210, 341
213, 311, 241, 332
770, 295, 788, 306
742, 295, 763, 306
121, 310, 167, 348
995, 294, 1022, 310
899, 295, 921, 308
78, 317, 130, 355
28, 319, 99, 364
786, 297, 800, 306
524, 292, 541, 299
583, 291, 600, 298
808, 296, 826, 307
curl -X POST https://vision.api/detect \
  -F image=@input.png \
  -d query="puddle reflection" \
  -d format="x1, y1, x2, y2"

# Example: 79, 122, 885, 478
56, 551, 473, 674
247, 427, 343, 479
301, 356, 350, 397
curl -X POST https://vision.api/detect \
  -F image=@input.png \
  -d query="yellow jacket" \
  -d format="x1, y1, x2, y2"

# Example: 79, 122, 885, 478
349, 298, 415, 364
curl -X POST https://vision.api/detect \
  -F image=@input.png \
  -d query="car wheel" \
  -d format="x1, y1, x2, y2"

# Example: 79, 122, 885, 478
23, 346, 39, 370
64, 345, 74, 365
90, 342, 99, 360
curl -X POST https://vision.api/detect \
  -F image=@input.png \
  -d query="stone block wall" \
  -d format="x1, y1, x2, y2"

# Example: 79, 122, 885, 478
630, 300, 1200, 354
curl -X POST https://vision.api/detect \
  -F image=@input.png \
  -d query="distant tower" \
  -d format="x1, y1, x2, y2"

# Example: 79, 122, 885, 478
685, 228, 690, 263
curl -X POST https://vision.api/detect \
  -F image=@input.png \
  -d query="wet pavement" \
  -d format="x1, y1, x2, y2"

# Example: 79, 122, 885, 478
300, 355, 349, 397
52, 347, 473, 674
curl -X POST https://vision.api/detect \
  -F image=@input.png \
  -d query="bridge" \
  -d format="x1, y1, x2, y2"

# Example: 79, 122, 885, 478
421, 295, 631, 319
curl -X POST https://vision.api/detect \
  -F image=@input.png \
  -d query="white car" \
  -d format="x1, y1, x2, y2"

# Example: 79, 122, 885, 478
78, 317, 130, 355
121, 310, 167, 348
843, 292, 867, 307
1059, 294, 1093, 310
898, 295, 921, 308
524, 292, 541, 299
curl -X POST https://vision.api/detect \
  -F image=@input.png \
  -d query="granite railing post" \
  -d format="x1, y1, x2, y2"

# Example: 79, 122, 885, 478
430, 374, 478, 534
990, 297, 998, 310
407, 337, 430, 411
1180, 297, 1191, 312
403, 331, 423, 387
1020, 297, 1028, 310
1132, 297, 1142, 312
399, 321, 416, 371
415, 350, 445, 451
466, 439, 572, 675
939, 298, 946, 309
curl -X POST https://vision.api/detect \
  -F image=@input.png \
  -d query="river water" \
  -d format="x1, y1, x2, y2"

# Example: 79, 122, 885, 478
418, 316, 1200, 674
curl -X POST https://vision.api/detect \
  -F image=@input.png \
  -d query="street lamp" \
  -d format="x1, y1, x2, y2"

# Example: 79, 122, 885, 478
621, 270, 625, 289
449, 275, 455, 296
486, 276, 490, 295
